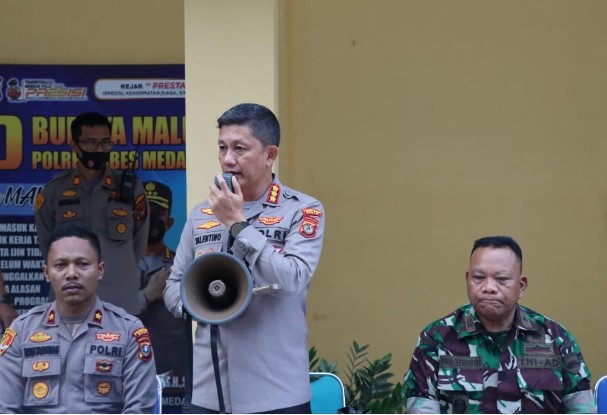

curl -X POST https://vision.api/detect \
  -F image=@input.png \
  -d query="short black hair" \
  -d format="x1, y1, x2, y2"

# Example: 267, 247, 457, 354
217, 103, 280, 147
45, 224, 102, 262
71, 112, 112, 142
471, 236, 523, 272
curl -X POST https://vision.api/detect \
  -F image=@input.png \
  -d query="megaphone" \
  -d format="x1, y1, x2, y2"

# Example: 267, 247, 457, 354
180, 252, 253, 325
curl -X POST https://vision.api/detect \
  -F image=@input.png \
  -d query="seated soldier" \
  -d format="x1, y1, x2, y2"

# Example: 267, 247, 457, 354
403, 236, 595, 414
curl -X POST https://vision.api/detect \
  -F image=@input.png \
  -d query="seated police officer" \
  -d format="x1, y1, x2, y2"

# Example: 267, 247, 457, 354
403, 236, 595, 414
0, 224, 157, 413
0, 268, 18, 331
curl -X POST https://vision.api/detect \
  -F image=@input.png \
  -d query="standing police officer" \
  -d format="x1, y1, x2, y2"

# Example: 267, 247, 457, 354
164, 103, 325, 414
35, 112, 149, 315
0, 224, 157, 413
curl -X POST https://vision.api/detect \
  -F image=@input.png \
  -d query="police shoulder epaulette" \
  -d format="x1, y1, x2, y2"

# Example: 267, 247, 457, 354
102, 301, 132, 319
286, 188, 318, 205
164, 246, 175, 261
44, 170, 72, 186
22, 302, 52, 318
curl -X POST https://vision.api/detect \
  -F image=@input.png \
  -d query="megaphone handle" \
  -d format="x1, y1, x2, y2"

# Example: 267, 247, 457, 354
182, 313, 193, 413
210, 324, 227, 413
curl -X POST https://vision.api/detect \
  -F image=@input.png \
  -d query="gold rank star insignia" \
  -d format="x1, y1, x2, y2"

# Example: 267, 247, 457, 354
46, 310, 55, 324
266, 183, 281, 204
93, 310, 103, 324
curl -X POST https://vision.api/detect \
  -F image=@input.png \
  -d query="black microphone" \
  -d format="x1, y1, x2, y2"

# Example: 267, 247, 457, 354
214, 173, 234, 193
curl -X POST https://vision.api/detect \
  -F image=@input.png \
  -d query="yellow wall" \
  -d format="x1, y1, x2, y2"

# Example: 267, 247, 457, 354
0, 0, 184, 64
3, 0, 607, 388
280, 0, 607, 382
183, 0, 278, 209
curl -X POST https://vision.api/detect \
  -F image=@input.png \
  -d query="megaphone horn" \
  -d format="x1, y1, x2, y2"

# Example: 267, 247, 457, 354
180, 252, 253, 325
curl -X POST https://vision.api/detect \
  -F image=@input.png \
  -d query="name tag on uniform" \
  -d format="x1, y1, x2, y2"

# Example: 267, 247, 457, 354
518, 354, 562, 369
439, 356, 482, 370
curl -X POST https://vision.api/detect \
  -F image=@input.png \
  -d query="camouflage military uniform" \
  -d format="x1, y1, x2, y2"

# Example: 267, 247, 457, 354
403, 303, 595, 414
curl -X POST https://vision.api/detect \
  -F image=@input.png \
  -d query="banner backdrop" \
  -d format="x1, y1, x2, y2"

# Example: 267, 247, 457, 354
0, 64, 186, 315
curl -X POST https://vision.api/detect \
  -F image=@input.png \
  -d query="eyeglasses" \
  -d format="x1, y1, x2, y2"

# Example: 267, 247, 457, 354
78, 138, 113, 151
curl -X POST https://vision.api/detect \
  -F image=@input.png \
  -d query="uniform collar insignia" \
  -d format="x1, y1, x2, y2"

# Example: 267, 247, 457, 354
515, 306, 540, 332
72, 175, 81, 186
266, 183, 281, 204
46, 309, 56, 325
163, 246, 174, 260
93, 309, 103, 325
104, 175, 113, 187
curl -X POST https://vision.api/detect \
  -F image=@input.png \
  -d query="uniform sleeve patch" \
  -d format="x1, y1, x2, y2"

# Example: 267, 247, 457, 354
132, 327, 153, 362
300, 216, 319, 238
134, 194, 148, 222
0, 328, 16, 355
301, 208, 323, 217
35, 193, 45, 212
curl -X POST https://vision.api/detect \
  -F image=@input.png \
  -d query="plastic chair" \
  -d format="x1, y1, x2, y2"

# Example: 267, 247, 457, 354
310, 372, 346, 414
596, 375, 607, 414
154, 374, 164, 414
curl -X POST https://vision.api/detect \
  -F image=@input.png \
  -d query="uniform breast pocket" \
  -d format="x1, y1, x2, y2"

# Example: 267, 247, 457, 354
22, 356, 62, 407
83, 355, 125, 403
106, 202, 134, 242
437, 366, 484, 413
55, 204, 84, 227
517, 367, 564, 393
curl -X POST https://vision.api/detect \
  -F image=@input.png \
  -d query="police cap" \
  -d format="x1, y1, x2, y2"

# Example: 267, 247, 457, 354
144, 181, 172, 212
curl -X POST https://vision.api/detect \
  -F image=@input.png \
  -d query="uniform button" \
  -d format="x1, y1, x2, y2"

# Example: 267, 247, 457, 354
238, 239, 249, 252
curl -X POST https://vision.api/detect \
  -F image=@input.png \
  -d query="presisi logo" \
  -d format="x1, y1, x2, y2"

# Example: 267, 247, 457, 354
6, 78, 87, 102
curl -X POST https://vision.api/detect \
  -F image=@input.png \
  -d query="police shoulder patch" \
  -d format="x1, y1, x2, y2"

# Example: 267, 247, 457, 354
0, 328, 16, 355
35, 193, 45, 212
132, 327, 153, 362
134, 194, 148, 222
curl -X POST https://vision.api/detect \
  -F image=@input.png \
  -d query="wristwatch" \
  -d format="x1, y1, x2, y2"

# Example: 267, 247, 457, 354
229, 221, 249, 239
0, 294, 11, 305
